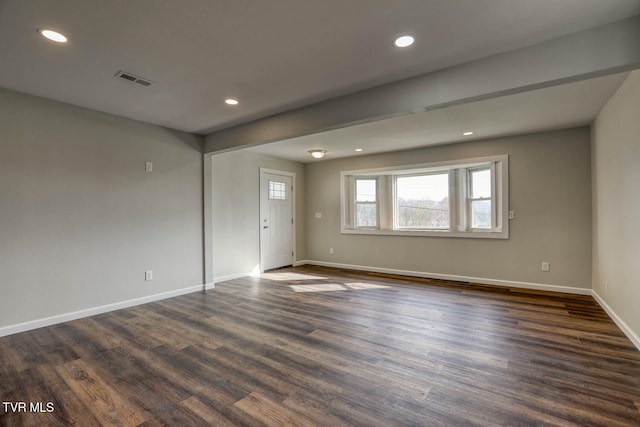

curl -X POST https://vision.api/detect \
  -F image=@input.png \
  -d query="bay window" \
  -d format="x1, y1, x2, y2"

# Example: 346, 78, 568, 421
341, 155, 508, 239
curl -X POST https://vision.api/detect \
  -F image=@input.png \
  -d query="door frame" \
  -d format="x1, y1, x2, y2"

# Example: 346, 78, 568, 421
259, 168, 296, 273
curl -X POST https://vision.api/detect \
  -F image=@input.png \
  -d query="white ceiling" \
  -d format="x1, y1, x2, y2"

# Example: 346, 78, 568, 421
1, 0, 639, 135
248, 72, 629, 163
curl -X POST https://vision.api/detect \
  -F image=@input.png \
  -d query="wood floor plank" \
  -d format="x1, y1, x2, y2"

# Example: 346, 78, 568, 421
281, 390, 349, 427
70, 317, 130, 351
54, 359, 146, 426
2, 265, 640, 426
129, 303, 225, 353
234, 391, 316, 427
31, 363, 102, 426
150, 344, 252, 406
181, 395, 237, 426
85, 346, 197, 421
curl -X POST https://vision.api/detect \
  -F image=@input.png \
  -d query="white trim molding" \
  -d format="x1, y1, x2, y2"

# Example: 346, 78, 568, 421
0, 283, 205, 338
210, 271, 255, 288
591, 290, 640, 351
298, 260, 592, 295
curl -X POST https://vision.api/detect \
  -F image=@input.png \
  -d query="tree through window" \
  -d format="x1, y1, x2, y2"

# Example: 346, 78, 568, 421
355, 178, 377, 227
396, 173, 450, 229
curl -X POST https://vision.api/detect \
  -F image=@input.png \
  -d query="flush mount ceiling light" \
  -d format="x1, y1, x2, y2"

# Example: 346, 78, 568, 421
224, 98, 239, 106
394, 35, 414, 48
354, 148, 363, 152
309, 150, 326, 159
463, 131, 474, 136
38, 28, 68, 43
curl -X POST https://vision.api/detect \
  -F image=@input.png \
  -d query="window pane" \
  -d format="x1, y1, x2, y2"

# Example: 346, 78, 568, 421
470, 169, 491, 198
356, 203, 377, 227
471, 200, 491, 229
356, 179, 376, 202
268, 181, 287, 200
396, 174, 449, 229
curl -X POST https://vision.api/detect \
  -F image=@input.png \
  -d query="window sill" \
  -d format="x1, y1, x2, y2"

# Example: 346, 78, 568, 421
341, 227, 509, 239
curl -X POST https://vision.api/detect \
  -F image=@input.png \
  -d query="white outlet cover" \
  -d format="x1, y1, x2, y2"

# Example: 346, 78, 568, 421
315, 212, 322, 219
145, 162, 153, 172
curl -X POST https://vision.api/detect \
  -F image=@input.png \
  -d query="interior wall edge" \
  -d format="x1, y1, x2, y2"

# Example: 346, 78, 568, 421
592, 290, 640, 351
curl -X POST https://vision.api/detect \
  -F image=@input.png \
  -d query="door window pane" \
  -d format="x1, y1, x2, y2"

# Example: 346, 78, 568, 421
268, 181, 287, 200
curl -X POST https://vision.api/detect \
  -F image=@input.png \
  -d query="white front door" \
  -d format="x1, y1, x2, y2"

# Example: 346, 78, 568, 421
260, 170, 294, 271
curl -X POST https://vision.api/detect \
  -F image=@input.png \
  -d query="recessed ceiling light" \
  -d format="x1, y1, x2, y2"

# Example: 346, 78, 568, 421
354, 148, 363, 152
309, 150, 326, 159
224, 98, 239, 106
38, 28, 68, 43
463, 131, 474, 136
394, 35, 414, 48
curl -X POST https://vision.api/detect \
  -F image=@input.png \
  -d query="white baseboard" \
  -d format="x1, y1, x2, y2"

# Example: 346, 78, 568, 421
7, 264, 636, 355
1, 271, 258, 337
0, 283, 204, 338
297, 260, 592, 295
591, 290, 640, 351
211, 271, 254, 287
298, 260, 640, 350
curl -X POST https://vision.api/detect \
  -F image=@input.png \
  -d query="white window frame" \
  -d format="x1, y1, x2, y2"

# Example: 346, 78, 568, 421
340, 155, 509, 239
466, 165, 495, 231
393, 171, 453, 231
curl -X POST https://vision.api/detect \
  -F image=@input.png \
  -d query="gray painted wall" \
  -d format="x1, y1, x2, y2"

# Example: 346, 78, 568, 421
210, 150, 305, 279
592, 70, 640, 339
305, 128, 592, 288
0, 88, 204, 328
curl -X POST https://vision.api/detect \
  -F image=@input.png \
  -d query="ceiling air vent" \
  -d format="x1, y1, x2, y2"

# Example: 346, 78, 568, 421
115, 71, 153, 87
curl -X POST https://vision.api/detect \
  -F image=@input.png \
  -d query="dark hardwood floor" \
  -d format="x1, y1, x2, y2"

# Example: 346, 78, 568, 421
2, 265, 640, 426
